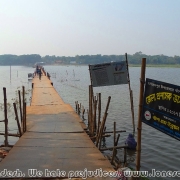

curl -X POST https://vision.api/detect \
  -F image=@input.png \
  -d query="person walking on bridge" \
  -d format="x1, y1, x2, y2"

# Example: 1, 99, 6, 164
37, 68, 42, 80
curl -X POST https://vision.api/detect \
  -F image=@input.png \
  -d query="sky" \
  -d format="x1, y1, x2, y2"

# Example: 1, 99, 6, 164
0, 0, 180, 57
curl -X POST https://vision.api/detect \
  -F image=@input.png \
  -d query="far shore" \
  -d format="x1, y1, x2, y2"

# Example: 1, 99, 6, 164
49, 63, 180, 68
1, 63, 180, 68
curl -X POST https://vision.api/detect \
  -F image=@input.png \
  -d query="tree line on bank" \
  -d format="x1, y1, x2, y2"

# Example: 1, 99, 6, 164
0, 52, 180, 66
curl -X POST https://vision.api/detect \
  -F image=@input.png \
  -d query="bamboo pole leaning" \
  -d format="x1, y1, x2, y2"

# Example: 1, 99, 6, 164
96, 113, 107, 148
13, 103, 22, 137
98, 95, 111, 149
96, 96, 111, 149
98, 114, 108, 149
125, 53, 135, 135
115, 134, 120, 146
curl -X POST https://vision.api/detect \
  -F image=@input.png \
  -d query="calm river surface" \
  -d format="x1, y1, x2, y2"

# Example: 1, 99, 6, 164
0, 65, 180, 179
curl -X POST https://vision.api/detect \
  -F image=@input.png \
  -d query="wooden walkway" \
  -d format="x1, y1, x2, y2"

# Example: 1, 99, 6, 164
0, 74, 115, 179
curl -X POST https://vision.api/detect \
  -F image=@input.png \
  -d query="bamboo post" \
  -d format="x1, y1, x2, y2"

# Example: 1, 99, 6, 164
136, 58, 146, 171
96, 96, 111, 148
92, 98, 97, 135
22, 86, 25, 131
3, 87, 8, 146
91, 86, 94, 133
113, 134, 120, 156
104, 96, 111, 115
13, 103, 22, 137
114, 122, 116, 146
78, 104, 80, 115
88, 86, 90, 130
24, 102, 27, 132
88, 85, 93, 135
97, 93, 101, 136
76, 101, 78, 114
18, 90, 23, 125
88, 65, 94, 135
82, 107, 85, 119
125, 53, 135, 134
77, 103, 79, 114
130, 89, 135, 134
96, 115, 105, 147
75, 101, 77, 112
111, 147, 116, 164
76, 101, 78, 113
98, 112, 108, 149
87, 109, 89, 124
81, 104, 84, 117
115, 134, 120, 146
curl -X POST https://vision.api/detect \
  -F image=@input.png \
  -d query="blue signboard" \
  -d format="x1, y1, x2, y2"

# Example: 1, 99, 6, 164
142, 78, 180, 141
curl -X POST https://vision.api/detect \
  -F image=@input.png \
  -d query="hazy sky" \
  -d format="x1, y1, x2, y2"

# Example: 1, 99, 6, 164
0, 0, 180, 57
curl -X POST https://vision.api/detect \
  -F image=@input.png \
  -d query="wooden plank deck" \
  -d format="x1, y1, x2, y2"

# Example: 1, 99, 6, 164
0, 74, 115, 179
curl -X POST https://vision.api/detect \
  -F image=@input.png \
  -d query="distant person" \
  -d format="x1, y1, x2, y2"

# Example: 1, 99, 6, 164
39, 69, 42, 80
37, 68, 41, 80
36, 66, 39, 76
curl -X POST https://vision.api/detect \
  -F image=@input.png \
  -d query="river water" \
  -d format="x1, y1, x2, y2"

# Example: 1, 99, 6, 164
0, 65, 179, 179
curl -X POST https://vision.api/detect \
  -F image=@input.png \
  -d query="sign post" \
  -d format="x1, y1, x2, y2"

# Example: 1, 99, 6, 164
136, 58, 146, 171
